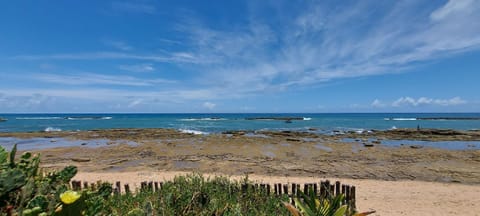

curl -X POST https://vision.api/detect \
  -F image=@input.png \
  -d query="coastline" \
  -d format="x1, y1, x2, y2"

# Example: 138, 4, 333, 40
2, 127, 480, 214
2, 128, 479, 184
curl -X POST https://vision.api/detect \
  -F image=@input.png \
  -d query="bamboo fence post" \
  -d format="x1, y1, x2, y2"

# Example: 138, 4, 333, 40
335, 181, 341, 196
124, 184, 130, 194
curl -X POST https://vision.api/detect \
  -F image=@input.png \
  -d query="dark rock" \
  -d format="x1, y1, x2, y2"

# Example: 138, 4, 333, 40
363, 143, 374, 147
139, 150, 155, 158
410, 145, 423, 149
286, 138, 301, 142
71, 158, 90, 162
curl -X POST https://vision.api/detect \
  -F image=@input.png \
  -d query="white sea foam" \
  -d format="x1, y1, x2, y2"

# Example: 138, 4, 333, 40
355, 129, 365, 134
16, 117, 63, 120
44, 127, 62, 132
180, 118, 226, 121
66, 116, 112, 120
179, 129, 208, 135
384, 118, 417, 121
303, 117, 312, 121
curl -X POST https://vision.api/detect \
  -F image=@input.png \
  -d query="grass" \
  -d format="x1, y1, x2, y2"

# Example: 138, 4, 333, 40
90, 173, 290, 215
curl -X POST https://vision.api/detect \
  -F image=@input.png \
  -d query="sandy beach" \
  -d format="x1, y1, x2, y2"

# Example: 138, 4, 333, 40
73, 171, 480, 216
2, 128, 480, 215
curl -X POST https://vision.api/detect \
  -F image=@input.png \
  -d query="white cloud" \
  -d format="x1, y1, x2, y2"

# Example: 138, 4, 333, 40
104, 40, 133, 51
371, 99, 386, 108
391, 96, 466, 107
127, 99, 143, 108
0, 93, 56, 111
202, 102, 216, 110
12, 52, 204, 64
118, 63, 155, 72
0, 87, 223, 102
36, 73, 173, 86
9, 1, 480, 101
430, 0, 476, 21
165, 0, 480, 95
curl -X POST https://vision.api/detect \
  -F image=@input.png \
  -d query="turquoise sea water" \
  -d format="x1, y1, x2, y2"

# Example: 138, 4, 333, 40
1, 113, 480, 133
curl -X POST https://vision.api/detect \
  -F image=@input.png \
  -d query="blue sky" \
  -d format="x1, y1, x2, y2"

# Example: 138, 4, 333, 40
1, 0, 479, 113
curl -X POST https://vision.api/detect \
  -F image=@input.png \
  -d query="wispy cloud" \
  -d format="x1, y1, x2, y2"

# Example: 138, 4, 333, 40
104, 40, 133, 51
12, 52, 203, 64
9, 0, 480, 102
127, 98, 143, 108
36, 73, 173, 86
371, 99, 386, 108
372, 96, 467, 108
0, 86, 223, 102
430, 0, 475, 21
165, 0, 480, 95
202, 101, 216, 110
0, 93, 56, 111
118, 63, 155, 73
111, 1, 156, 14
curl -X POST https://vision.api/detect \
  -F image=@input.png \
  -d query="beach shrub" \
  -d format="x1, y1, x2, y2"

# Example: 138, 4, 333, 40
101, 174, 290, 215
283, 189, 375, 216
0, 145, 83, 215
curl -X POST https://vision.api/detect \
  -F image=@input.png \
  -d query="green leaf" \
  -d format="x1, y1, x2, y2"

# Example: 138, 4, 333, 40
333, 205, 348, 216
21, 152, 32, 160
58, 166, 77, 183
294, 198, 315, 216
27, 195, 49, 210
0, 168, 26, 196
0, 146, 7, 164
9, 144, 17, 168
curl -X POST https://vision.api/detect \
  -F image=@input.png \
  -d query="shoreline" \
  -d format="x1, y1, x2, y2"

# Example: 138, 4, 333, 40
2, 127, 480, 214
73, 171, 480, 216
2, 127, 480, 140
0, 128, 478, 184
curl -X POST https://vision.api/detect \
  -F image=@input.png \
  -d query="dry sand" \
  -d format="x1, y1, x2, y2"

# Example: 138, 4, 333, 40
73, 171, 480, 216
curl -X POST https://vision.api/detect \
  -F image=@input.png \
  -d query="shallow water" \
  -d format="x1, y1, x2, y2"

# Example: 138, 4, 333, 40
341, 138, 479, 150
0, 137, 138, 151
314, 143, 332, 152
244, 133, 271, 138
173, 160, 199, 169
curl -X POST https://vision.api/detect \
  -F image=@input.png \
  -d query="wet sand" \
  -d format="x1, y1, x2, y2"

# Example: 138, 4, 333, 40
1, 128, 480, 215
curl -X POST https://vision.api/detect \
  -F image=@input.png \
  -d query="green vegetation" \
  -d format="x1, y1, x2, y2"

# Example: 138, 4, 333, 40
1, 145, 365, 215
283, 190, 375, 216
101, 174, 290, 215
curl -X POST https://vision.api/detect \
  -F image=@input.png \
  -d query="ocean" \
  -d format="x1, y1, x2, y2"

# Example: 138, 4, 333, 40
1, 113, 480, 134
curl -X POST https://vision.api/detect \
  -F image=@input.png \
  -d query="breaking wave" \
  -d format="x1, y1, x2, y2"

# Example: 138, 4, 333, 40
66, 116, 112, 120
16, 117, 63, 120
179, 129, 208, 135
180, 118, 226, 121
44, 127, 62, 132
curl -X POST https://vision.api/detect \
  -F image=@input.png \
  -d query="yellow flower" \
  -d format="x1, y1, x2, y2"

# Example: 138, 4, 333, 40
60, 191, 81, 204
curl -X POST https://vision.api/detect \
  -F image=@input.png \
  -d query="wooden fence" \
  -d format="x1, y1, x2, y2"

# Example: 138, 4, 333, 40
71, 180, 356, 209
